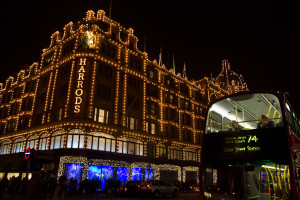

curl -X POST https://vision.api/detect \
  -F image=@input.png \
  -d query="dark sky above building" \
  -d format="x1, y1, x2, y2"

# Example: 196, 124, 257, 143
1, 1, 300, 113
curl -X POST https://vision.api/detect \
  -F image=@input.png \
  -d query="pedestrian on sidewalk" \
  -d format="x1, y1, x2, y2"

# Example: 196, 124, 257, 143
52, 175, 67, 200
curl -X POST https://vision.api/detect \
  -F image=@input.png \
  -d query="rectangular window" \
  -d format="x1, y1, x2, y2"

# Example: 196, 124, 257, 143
61, 39, 75, 57
146, 122, 156, 134
130, 117, 135, 129
128, 143, 135, 154
58, 84, 68, 97
128, 95, 139, 109
149, 71, 154, 79
151, 123, 156, 134
43, 52, 54, 66
150, 104, 156, 115
92, 137, 98, 150
127, 117, 138, 130
98, 63, 113, 79
97, 84, 111, 100
58, 108, 63, 121
94, 108, 109, 124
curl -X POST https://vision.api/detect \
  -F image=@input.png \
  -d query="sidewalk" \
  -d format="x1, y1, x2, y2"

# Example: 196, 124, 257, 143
1, 192, 108, 200
2, 191, 198, 200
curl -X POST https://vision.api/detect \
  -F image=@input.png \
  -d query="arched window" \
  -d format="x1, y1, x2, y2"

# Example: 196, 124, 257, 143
158, 143, 167, 158
185, 148, 197, 161
39, 133, 49, 150
0, 140, 11, 155
118, 137, 143, 156
11, 137, 24, 153
50, 130, 65, 149
66, 129, 85, 149
147, 142, 155, 158
27, 135, 37, 149
87, 132, 115, 152
169, 146, 182, 160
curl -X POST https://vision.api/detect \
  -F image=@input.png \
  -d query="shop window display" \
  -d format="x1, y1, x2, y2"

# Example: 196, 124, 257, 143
145, 168, 153, 180
64, 163, 82, 186
117, 167, 129, 182
88, 165, 114, 190
132, 168, 142, 181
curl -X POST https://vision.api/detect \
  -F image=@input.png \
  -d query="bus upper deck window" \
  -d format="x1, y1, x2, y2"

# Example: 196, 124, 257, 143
205, 93, 284, 134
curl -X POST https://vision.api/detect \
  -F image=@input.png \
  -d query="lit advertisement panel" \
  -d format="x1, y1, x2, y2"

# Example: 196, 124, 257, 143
132, 168, 142, 181
145, 168, 153, 180
117, 167, 128, 181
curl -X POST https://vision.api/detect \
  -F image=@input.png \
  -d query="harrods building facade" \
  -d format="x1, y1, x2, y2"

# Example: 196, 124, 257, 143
0, 10, 247, 184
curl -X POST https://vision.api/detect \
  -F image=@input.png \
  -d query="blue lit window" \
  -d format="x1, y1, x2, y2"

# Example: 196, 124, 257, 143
132, 168, 142, 181
117, 167, 128, 182
145, 168, 153, 180
88, 165, 114, 191
65, 163, 82, 186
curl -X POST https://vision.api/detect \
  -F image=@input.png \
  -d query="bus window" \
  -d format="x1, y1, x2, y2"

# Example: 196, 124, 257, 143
202, 161, 291, 199
295, 151, 300, 192
285, 102, 300, 138
206, 93, 283, 134
207, 111, 222, 133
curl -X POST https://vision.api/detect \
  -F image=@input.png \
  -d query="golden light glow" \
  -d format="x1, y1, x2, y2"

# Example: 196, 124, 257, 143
0, 9, 247, 169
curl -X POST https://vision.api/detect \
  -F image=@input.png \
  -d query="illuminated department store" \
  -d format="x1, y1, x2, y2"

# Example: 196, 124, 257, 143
0, 10, 247, 188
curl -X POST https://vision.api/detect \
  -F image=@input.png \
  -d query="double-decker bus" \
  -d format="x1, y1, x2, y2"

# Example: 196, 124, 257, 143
199, 91, 300, 200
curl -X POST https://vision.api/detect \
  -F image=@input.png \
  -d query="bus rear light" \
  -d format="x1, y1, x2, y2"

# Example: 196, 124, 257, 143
147, 184, 151, 189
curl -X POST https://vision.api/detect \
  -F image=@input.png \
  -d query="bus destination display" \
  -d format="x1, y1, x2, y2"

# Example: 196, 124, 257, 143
224, 134, 261, 153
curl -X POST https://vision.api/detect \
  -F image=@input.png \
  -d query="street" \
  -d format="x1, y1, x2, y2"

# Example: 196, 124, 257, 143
1, 191, 199, 200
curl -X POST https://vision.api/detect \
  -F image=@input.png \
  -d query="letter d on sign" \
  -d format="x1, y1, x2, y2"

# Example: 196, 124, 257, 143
75, 97, 82, 105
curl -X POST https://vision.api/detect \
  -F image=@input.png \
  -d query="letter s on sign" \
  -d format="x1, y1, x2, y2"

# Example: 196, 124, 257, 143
74, 105, 80, 113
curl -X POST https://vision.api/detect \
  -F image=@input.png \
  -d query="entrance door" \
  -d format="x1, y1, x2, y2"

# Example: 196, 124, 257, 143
160, 170, 178, 184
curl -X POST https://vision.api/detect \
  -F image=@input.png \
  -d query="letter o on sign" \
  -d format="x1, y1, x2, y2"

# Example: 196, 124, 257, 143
75, 88, 83, 96
25, 148, 30, 159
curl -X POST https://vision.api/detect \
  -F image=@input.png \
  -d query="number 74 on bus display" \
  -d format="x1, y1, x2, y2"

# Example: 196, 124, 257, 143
248, 135, 258, 143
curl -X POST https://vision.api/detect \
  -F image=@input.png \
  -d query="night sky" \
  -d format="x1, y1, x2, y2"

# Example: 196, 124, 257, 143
1, 1, 300, 113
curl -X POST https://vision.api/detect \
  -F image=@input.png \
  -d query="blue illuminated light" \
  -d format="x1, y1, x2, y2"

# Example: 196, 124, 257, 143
145, 168, 153, 180
65, 163, 82, 186
132, 168, 142, 181
117, 167, 128, 182
88, 165, 113, 190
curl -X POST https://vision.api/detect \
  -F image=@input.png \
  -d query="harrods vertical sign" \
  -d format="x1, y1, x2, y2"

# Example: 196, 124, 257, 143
71, 57, 91, 118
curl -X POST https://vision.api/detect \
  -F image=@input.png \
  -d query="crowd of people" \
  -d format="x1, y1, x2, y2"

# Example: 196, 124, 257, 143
0, 170, 57, 200
0, 172, 126, 200
1, 171, 198, 199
